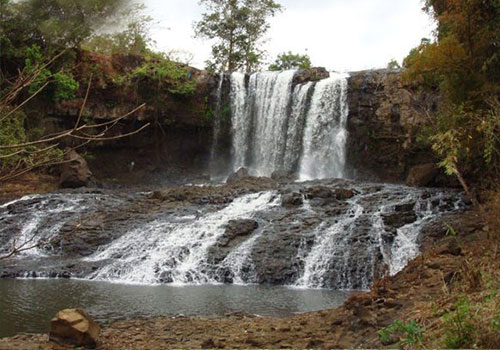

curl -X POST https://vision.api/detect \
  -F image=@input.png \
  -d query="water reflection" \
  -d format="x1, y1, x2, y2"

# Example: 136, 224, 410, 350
0, 279, 349, 338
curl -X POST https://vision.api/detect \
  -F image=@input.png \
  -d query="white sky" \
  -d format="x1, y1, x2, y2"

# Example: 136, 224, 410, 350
138, 0, 435, 72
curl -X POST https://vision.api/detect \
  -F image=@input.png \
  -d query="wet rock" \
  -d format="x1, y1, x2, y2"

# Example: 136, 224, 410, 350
281, 192, 303, 208
219, 219, 259, 247
294, 67, 330, 84
59, 150, 94, 189
302, 186, 355, 200
226, 167, 250, 184
382, 212, 417, 229
406, 163, 439, 187
49, 308, 100, 348
271, 170, 297, 182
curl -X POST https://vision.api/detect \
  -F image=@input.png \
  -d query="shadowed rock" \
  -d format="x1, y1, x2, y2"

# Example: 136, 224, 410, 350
50, 308, 100, 348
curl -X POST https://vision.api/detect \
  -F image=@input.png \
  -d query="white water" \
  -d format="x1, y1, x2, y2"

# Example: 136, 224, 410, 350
293, 187, 461, 290
230, 72, 250, 170
298, 73, 349, 180
227, 71, 349, 178
295, 200, 364, 289
0, 194, 89, 257
86, 192, 280, 285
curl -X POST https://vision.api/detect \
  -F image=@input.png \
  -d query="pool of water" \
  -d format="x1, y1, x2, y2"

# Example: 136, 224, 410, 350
0, 279, 350, 338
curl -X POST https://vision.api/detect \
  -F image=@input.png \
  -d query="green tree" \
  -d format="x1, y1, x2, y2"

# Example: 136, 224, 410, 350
81, 4, 153, 55
403, 0, 500, 194
268, 51, 312, 71
386, 58, 401, 70
194, 0, 282, 73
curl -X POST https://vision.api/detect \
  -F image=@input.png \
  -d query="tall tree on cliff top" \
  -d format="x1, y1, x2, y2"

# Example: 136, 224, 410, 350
194, 0, 282, 73
403, 0, 500, 194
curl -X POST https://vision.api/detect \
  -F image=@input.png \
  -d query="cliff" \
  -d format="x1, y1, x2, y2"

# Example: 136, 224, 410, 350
31, 57, 453, 186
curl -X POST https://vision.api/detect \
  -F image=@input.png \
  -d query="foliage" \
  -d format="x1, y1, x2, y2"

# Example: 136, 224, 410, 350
132, 54, 196, 96
403, 0, 500, 189
195, 0, 282, 73
387, 58, 401, 70
442, 298, 476, 348
268, 51, 312, 71
82, 4, 153, 55
0, 0, 130, 57
378, 320, 424, 349
0, 109, 64, 173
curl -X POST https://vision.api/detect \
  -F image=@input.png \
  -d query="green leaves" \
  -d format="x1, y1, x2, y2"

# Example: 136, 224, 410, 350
378, 319, 424, 349
269, 51, 312, 71
195, 0, 283, 72
132, 56, 196, 96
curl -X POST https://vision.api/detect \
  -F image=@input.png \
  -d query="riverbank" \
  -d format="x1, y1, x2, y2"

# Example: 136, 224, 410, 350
0, 205, 497, 349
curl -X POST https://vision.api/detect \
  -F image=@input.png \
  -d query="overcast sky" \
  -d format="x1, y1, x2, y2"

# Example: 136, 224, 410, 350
138, 0, 435, 72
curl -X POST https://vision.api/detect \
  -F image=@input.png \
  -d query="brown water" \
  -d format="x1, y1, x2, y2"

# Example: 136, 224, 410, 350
0, 279, 349, 338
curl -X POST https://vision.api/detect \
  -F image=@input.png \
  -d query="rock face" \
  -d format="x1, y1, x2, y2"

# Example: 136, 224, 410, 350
219, 219, 259, 247
59, 150, 93, 188
294, 67, 330, 84
345, 69, 439, 183
406, 163, 439, 187
49, 309, 100, 348
226, 167, 250, 184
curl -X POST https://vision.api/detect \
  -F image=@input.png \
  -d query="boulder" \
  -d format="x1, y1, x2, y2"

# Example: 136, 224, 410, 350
219, 219, 259, 247
281, 192, 303, 208
406, 163, 439, 187
226, 167, 250, 184
49, 308, 100, 348
302, 186, 355, 200
271, 170, 297, 182
59, 150, 93, 188
294, 67, 330, 84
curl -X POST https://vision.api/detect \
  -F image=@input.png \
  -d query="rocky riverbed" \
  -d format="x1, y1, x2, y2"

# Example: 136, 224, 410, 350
0, 207, 494, 349
0, 175, 465, 289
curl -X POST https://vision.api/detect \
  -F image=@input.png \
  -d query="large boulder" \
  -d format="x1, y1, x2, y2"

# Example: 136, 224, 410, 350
281, 192, 303, 208
294, 67, 330, 84
219, 219, 259, 247
406, 163, 439, 187
226, 167, 250, 184
59, 150, 93, 188
302, 186, 356, 200
271, 169, 297, 182
49, 308, 100, 348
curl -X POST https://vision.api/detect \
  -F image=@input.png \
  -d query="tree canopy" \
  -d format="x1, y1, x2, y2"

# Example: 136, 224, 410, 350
403, 0, 500, 190
268, 51, 312, 71
195, 0, 282, 73
0, 0, 130, 58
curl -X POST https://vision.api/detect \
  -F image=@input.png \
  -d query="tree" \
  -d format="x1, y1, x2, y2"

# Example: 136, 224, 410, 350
386, 58, 401, 70
194, 0, 282, 73
81, 4, 154, 55
403, 0, 500, 195
0, 0, 130, 58
268, 51, 311, 71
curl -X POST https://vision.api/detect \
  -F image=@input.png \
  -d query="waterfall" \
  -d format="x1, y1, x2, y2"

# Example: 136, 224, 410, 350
298, 74, 349, 180
210, 73, 225, 164
230, 72, 249, 170
227, 70, 349, 179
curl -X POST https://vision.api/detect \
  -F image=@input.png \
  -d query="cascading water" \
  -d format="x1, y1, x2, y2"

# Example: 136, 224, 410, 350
85, 191, 281, 285
225, 70, 349, 178
0, 182, 464, 289
298, 74, 349, 180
